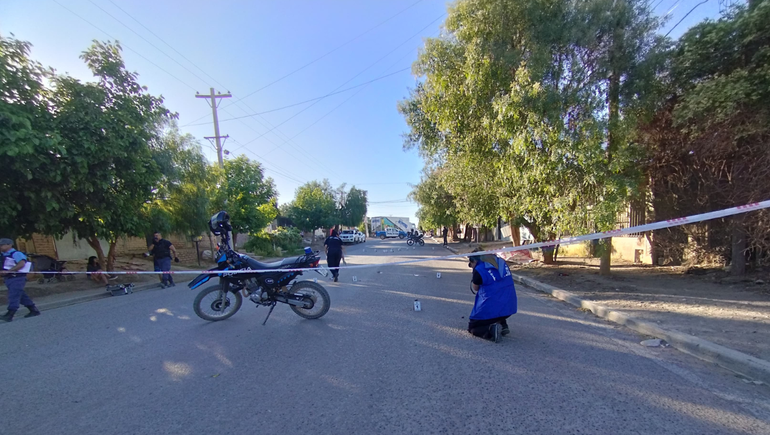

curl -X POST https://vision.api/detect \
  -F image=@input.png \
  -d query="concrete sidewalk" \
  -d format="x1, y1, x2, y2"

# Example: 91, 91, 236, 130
438, 239, 770, 384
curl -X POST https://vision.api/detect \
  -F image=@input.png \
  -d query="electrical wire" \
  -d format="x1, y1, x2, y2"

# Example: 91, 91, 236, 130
183, 66, 411, 127
230, 14, 445, 151
52, 0, 198, 91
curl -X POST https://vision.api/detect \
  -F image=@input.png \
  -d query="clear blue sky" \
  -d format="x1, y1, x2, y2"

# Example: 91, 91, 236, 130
0, 0, 725, 225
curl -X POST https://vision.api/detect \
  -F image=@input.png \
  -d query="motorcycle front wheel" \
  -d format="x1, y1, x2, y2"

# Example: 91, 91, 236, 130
193, 283, 243, 321
288, 280, 331, 320
418, 239, 425, 246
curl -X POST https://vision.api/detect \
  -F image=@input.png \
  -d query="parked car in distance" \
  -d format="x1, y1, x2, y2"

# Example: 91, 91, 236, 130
339, 229, 357, 244
375, 228, 407, 239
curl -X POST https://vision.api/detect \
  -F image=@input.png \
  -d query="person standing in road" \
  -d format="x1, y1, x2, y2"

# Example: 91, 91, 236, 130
0, 238, 40, 322
442, 226, 448, 247
466, 249, 517, 343
324, 230, 345, 283
146, 232, 178, 288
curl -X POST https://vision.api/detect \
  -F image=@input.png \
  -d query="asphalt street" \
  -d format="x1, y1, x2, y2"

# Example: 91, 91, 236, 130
2, 238, 770, 434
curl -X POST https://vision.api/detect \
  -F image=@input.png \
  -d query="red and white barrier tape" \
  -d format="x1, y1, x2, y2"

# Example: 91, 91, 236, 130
14, 200, 770, 276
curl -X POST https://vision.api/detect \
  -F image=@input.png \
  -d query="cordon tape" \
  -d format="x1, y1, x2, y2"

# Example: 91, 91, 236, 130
16, 200, 770, 276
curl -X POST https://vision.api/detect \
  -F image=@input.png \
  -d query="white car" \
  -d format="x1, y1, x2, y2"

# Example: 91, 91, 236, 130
339, 230, 357, 244
356, 231, 366, 243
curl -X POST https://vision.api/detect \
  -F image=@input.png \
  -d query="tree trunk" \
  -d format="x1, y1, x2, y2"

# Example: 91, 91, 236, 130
731, 222, 747, 276
86, 236, 107, 271
464, 223, 473, 242
600, 238, 612, 276
106, 241, 118, 271
542, 249, 555, 264
554, 245, 560, 262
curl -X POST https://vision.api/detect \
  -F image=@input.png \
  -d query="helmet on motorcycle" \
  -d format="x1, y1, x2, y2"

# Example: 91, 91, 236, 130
209, 211, 231, 235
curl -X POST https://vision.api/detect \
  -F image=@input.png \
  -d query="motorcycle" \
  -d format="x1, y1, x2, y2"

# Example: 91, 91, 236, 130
188, 211, 331, 325
406, 232, 425, 247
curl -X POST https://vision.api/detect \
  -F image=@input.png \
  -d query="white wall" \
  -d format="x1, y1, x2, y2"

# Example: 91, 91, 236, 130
54, 231, 110, 261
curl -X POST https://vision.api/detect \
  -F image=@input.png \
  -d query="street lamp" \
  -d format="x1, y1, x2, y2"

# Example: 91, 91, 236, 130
192, 236, 203, 266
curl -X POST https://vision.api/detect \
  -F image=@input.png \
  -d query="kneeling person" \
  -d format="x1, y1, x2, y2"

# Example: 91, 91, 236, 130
467, 251, 517, 342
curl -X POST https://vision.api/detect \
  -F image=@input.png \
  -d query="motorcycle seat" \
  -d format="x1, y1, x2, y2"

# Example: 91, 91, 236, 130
243, 255, 303, 270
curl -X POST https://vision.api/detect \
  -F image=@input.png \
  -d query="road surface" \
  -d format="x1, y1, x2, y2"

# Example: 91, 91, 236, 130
1, 238, 769, 434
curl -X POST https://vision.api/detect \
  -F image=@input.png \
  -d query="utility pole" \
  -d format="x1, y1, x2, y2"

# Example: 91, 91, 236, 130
196, 88, 231, 167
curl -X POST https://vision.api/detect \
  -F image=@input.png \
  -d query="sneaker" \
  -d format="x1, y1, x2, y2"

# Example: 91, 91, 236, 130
501, 326, 510, 336
169, 282, 176, 287
333, 276, 338, 282
490, 323, 502, 343
159, 283, 167, 289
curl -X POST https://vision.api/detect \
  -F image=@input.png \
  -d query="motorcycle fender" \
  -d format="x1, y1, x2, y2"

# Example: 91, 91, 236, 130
188, 273, 212, 290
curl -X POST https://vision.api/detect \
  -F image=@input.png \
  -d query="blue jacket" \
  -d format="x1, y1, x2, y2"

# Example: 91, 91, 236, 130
470, 257, 517, 320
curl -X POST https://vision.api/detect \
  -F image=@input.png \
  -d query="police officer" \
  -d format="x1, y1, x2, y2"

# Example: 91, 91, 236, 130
145, 232, 178, 288
324, 230, 345, 282
1, 238, 40, 322
467, 249, 517, 342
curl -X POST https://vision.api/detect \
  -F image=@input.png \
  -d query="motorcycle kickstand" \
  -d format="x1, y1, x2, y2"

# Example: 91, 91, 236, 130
262, 302, 277, 325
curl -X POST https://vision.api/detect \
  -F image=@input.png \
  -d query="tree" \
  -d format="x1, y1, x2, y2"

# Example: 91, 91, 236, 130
337, 186, 368, 228
400, 0, 663, 267
286, 180, 336, 233
0, 35, 65, 238
146, 122, 213, 239
210, 155, 277, 242
409, 169, 459, 230
49, 40, 172, 270
642, 1, 770, 273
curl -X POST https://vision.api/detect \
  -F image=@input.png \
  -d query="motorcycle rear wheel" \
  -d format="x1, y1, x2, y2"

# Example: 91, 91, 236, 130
193, 284, 243, 321
288, 280, 330, 320
407, 239, 414, 246
418, 239, 424, 246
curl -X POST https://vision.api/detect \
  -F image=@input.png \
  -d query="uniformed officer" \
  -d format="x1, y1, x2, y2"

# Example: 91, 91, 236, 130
1, 238, 40, 322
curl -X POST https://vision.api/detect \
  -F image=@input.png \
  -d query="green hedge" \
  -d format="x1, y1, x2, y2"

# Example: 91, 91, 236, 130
243, 227, 303, 257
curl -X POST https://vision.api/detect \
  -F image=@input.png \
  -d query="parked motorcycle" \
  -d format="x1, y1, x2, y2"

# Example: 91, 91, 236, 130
188, 211, 331, 325
406, 232, 425, 247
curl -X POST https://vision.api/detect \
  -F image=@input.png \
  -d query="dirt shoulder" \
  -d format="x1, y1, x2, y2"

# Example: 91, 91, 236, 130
441, 239, 770, 363
513, 258, 770, 362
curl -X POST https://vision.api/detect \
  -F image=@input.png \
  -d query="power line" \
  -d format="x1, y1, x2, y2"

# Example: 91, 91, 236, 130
97, 0, 338, 180
665, 0, 710, 37
106, 0, 224, 86
52, 0, 198, 91
225, 0, 426, 106
183, 66, 411, 127
231, 14, 445, 151
88, 0, 213, 86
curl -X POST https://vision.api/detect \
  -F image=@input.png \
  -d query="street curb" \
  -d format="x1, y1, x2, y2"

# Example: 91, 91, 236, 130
511, 272, 770, 384
37, 282, 163, 312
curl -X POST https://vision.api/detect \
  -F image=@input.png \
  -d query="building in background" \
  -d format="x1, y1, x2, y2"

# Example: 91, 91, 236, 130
370, 216, 415, 234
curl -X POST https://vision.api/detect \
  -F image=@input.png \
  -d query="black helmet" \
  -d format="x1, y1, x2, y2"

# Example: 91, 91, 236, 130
209, 211, 231, 235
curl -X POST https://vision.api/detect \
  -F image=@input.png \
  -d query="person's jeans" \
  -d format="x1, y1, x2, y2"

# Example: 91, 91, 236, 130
4, 276, 35, 311
154, 257, 174, 286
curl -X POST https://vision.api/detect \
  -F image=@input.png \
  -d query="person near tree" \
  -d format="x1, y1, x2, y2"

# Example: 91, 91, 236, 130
0, 238, 40, 322
87, 256, 115, 286
442, 226, 448, 246
145, 232, 179, 288
466, 249, 517, 343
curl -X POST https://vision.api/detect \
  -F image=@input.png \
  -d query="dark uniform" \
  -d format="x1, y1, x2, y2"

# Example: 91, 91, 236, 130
324, 233, 344, 282
151, 238, 175, 287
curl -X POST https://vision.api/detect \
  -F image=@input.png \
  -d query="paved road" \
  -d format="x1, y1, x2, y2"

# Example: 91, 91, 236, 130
2, 238, 770, 434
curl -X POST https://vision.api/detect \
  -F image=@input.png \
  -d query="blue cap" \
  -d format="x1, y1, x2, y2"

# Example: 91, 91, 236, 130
304, 247, 312, 255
